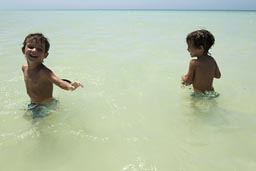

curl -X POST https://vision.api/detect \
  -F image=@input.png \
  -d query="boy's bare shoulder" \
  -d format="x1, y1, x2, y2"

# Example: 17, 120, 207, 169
22, 64, 28, 72
40, 65, 53, 75
190, 58, 198, 65
207, 56, 218, 65
190, 57, 198, 62
208, 56, 216, 61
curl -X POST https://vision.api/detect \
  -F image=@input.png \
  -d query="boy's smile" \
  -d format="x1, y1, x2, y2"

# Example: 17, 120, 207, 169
29, 52, 39, 59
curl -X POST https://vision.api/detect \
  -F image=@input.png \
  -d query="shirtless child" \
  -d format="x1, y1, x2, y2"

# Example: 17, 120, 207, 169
182, 29, 221, 95
22, 33, 83, 118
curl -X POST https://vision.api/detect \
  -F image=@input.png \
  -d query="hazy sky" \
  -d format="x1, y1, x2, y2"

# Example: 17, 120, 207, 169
1, 0, 256, 10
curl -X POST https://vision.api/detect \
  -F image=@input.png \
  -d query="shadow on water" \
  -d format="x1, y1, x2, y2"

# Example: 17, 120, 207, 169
187, 94, 229, 126
180, 85, 226, 123
190, 96, 219, 114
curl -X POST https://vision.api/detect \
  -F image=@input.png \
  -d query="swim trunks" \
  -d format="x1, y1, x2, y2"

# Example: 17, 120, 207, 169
191, 89, 220, 98
27, 98, 58, 118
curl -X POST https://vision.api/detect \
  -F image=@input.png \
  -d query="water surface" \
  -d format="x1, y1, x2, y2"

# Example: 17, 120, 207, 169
0, 10, 256, 171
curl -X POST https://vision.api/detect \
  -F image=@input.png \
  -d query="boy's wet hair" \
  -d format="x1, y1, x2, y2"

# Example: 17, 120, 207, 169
22, 33, 50, 53
186, 29, 215, 53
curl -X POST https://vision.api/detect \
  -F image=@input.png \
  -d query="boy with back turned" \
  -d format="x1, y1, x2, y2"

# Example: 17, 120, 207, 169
182, 29, 221, 96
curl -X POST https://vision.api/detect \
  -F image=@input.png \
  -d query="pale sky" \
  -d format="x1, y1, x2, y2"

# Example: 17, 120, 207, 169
1, 0, 256, 10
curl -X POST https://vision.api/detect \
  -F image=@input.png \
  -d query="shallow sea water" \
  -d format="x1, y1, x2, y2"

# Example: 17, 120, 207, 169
0, 10, 256, 171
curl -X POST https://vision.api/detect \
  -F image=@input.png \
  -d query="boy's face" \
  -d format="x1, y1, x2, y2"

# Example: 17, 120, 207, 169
23, 38, 48, 63
187, 42, 204, 57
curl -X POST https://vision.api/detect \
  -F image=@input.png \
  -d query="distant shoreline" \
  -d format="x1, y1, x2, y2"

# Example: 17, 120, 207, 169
1, 9, 256, 12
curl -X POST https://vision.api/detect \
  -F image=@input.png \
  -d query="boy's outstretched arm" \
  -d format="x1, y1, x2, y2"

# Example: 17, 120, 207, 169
55, 78, 83, 91
62, 79, 84, 90
47, 69, 83, 91
56, 78, 83, 91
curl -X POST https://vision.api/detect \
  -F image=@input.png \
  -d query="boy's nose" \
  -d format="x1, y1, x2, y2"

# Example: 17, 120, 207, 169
31, 48, 38, 54
30, 48, 38, 55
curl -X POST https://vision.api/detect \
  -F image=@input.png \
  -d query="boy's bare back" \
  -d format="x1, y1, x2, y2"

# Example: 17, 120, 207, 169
184, 56, 221, 92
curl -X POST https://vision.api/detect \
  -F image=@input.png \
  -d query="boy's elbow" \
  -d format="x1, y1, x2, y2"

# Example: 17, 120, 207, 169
182, 74, 188, 82
182, 74, 193, 85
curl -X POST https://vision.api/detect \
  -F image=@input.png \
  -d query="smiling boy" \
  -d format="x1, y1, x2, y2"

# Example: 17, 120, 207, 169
22, 33, 83, 118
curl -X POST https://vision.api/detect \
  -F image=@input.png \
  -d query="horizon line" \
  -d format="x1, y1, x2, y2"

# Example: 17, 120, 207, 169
1, 8, 256, 11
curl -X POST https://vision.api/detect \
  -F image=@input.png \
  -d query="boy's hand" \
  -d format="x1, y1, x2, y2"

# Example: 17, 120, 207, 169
181, 74, 190, 86
181, 80, 187, 85
70, 81, 84, 91
181, 74, 187, 85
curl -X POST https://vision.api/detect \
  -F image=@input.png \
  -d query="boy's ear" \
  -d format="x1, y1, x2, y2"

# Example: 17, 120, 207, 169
199, 45, 204, 51
22, 47, 25, 54
44, 52, 49, 58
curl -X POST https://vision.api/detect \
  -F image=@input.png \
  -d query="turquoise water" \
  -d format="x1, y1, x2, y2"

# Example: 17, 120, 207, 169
0, 10, 256, 171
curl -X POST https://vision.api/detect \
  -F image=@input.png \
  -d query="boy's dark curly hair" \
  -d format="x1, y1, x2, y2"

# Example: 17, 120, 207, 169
22, 33, 50, 53
186, 29, 215, 53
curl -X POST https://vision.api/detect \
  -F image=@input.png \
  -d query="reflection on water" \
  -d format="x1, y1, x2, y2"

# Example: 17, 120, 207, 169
122, 157, 157, 171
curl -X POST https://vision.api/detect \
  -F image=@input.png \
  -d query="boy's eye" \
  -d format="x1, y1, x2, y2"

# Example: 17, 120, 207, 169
27, 45, 43, 52
37, 48, 43, 52
27, 45, 34, 49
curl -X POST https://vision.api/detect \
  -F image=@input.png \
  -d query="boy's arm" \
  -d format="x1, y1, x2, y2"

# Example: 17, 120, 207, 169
22, 64, 27, 73
214, 60, 221, 78
182, 60, 196, 85
46, 69, 83, 91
